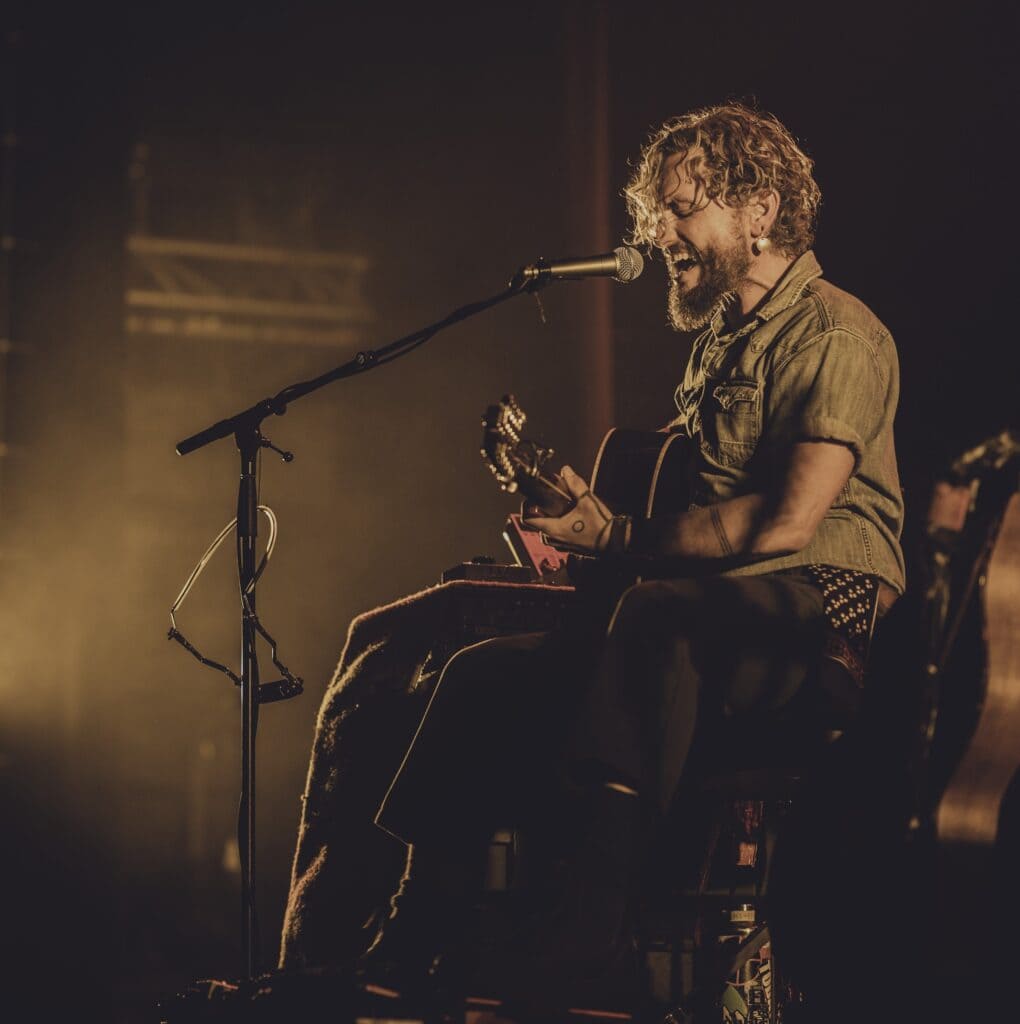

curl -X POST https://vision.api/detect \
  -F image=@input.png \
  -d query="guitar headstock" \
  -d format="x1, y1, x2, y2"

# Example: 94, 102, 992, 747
480, 395, 574, 516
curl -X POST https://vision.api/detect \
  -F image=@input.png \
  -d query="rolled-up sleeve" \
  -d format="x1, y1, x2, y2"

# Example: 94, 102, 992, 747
766, 328, 892, 472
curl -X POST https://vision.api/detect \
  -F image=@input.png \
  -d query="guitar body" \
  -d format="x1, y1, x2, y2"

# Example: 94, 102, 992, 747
591, 428, 693, 519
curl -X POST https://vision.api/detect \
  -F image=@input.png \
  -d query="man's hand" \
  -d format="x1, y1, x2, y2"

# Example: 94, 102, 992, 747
523, 465, 614, 554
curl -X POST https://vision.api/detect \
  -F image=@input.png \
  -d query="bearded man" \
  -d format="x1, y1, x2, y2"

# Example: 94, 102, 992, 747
358, 103, 906, 1010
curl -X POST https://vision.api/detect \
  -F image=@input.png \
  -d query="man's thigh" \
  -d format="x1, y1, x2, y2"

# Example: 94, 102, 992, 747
610, 573, 827, 715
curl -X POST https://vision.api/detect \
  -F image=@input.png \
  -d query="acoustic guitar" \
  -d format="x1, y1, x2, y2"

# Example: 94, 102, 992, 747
480, 393, 692, 527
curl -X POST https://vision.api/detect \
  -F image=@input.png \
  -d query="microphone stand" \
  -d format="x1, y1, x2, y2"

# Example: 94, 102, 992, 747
175, 272, 539, 980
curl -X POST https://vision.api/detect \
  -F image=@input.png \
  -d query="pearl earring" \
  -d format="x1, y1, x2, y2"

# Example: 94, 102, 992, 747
753, 236, 771, 255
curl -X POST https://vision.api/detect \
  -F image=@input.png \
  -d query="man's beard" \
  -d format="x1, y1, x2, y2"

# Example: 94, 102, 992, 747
666, 232, 751, 332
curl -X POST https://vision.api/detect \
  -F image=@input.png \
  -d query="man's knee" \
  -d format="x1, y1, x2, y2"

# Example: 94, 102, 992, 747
429, 631, 550, 711
607, 578, 701, 641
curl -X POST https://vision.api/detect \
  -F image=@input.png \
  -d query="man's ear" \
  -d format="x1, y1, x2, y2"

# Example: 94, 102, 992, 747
752, 189, 781, 236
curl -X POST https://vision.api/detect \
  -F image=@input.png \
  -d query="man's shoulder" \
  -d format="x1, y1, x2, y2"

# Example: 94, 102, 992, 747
765, 275, 895, 366
805, 277, 893, 342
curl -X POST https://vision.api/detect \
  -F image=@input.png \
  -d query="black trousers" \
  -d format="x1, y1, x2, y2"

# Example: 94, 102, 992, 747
377, 573, 830, 846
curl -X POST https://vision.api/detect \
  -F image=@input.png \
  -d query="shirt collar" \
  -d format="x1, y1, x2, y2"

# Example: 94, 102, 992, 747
755, 249, 823, 322
712, 249, 823, 339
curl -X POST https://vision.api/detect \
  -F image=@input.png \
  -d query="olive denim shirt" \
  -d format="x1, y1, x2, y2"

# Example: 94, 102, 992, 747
671, 251, 906, 593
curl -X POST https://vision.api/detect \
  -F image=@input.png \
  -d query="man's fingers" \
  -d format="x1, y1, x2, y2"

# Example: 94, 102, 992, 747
559, 465, 591, 499
561, 464, 611, 525
525, 464, 610, 553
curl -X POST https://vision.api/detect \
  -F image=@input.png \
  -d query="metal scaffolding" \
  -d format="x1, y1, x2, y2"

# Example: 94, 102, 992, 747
125, 233, 372, 349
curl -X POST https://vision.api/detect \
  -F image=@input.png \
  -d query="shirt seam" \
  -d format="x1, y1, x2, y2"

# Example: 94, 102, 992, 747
772, 325, 886, 385
856, 515, 876, 572
804, 285, 834, 331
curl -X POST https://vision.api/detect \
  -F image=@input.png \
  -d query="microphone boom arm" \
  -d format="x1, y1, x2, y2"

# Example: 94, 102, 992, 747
175, 276, 533, 457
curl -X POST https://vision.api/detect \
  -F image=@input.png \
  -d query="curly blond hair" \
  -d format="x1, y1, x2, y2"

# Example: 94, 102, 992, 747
624, 103, 821, 258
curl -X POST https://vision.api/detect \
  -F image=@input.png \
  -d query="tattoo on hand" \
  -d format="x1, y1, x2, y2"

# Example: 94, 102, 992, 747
710, 505, 734, 557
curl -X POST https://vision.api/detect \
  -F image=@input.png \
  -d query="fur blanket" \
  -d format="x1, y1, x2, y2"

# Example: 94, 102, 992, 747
278, 578, 573, 969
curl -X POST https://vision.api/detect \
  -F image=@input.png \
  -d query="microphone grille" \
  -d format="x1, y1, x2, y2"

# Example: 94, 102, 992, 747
613, 246, 644, 283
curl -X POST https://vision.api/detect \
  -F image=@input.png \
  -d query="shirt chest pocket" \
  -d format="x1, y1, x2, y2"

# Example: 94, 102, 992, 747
700, 379, 761, 467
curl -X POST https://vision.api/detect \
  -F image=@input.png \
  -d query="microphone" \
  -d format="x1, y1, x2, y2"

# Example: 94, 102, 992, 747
515, 245, 644, 287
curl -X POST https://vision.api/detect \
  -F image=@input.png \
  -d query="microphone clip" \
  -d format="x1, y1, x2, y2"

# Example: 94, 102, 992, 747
509, 256, 552, 294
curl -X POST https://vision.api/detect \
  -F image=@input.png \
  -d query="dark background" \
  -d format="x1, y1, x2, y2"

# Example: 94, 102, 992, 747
0, 2, 1015, 1019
